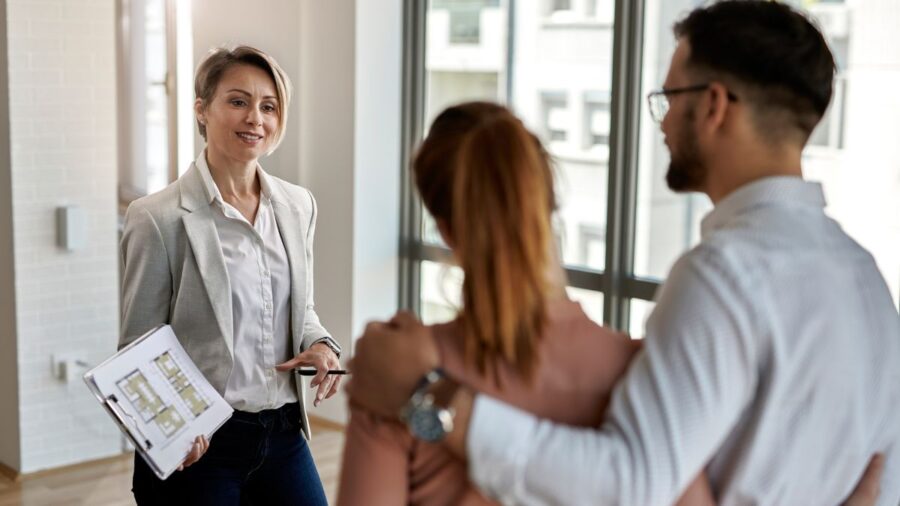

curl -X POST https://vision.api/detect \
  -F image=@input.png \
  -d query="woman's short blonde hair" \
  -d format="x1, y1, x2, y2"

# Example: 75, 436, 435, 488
194, 45, 292, 153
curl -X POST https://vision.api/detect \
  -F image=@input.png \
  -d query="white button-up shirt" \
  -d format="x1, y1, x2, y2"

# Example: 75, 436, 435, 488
468, 177, 900, 505
197, 154, 298, 412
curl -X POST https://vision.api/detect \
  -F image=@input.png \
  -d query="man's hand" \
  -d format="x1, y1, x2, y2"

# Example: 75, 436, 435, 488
177, 435, 209, 471
276, 342, 341, 407
346, 311, 440, 418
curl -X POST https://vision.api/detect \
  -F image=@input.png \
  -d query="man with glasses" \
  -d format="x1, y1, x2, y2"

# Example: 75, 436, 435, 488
348, 1, 900, 504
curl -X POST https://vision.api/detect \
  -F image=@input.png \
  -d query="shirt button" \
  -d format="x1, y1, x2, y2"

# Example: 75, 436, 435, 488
264, 302, 271, 310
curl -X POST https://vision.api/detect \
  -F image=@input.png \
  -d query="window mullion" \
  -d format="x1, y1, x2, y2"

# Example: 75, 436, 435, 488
604, 0, 645, 331
398, 0, 428, 314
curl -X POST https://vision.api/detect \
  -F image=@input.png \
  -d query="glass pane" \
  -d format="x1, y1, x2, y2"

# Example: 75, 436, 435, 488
635, 0, 900, 308
422, 0, 508, 246
425, 0, 506, 127
420, 262, 607, 326
565, 287, 604, 325
420, 0, 616, 271
628, 299, 655, 340
510, 0, 615, 272
420, 260, 463, 325
634, 0, 709, 281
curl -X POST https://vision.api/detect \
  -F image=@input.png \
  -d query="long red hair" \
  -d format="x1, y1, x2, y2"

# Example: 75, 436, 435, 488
413, 102, 556, 380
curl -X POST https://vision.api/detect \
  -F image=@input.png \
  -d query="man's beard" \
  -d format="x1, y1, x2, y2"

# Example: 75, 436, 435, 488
665, 110, 707, 192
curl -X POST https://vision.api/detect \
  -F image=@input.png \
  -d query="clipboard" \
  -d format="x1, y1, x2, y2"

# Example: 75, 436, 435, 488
84, 325, 233, 480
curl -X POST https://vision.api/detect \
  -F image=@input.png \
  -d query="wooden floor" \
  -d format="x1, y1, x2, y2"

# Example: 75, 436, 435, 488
0, 421, 346, 506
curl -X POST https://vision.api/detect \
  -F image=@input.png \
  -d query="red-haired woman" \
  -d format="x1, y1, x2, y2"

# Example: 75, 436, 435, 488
336, 102, 713, 505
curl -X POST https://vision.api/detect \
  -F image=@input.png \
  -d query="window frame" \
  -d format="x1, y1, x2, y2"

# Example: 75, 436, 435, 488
116, 0, 187, 213
399, 0, 659, 331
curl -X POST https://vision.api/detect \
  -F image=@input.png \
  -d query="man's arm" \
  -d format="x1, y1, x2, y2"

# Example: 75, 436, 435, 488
349, 251, 759, 505
456, 254, 759, 505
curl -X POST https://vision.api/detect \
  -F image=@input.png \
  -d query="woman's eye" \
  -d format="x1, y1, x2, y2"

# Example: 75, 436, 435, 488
262, 104, 276, 113
230, 99, 246, 107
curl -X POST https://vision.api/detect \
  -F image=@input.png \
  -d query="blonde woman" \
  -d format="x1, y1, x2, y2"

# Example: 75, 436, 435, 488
121, 46, 339, 505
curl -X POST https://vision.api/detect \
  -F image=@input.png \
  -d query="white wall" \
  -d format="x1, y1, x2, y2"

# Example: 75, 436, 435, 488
347, 0, 402, 422
297, 0, 403, 424
295, 0, 356, 424
5, 0, 120, 473
191, 0, 302, 183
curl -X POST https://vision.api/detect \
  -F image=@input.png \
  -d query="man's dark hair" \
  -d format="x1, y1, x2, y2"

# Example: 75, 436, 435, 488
674, 0, 835, 142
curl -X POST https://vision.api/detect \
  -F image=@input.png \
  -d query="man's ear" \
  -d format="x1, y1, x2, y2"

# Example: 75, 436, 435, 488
702, 81, 731, 133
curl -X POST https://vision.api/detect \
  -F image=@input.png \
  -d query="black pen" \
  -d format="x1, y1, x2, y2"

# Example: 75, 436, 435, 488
293, 367, 349, 376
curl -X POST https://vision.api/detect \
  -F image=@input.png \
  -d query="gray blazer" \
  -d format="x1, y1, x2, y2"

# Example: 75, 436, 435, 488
119, 163, 334, 439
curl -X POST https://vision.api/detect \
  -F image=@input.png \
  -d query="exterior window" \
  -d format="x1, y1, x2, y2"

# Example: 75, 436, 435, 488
118, 0, 193, 211
408, 0, 615, 327
552, 0, 572, 13
542, 94, 569, 143
584, 93, 611, 150
449, 9, 480, 44
404, 0, 900, 332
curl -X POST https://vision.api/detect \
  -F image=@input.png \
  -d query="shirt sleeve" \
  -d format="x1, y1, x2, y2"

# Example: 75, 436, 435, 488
467, 249, 761, 505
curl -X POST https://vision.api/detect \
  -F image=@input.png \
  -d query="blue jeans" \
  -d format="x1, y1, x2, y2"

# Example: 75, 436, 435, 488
132, 402, 328, 506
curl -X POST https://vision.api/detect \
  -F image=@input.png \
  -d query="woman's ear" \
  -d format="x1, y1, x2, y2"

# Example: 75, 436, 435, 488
194, 98, 206, 125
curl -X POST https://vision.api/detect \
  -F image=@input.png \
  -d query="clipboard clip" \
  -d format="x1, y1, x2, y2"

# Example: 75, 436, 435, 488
105, 394, 154, 450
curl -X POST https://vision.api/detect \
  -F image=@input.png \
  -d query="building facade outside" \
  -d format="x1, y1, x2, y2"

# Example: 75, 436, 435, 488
419, 0, 899, 329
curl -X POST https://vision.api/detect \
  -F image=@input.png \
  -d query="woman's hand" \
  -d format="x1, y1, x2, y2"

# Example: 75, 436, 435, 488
177, 435, 209, 471
276, 342, 342, 407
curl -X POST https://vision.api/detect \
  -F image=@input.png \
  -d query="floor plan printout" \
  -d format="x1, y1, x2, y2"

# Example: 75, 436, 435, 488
84, 325, 233, 480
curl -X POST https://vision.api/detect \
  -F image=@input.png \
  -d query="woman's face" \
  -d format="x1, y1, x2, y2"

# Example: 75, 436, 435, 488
197, 63, 280, 165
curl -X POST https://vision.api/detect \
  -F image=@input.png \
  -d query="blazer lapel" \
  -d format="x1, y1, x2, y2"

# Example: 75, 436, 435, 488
179, 166, 235, 358
271, 194, 308, 353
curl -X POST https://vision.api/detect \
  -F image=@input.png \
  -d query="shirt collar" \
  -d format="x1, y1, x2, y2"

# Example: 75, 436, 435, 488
195, 149, 274, 206
700, 176, 827, 239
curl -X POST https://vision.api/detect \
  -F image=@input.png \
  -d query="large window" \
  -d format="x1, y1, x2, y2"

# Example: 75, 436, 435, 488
117, 0, 193, 211
401, 0, 900, 332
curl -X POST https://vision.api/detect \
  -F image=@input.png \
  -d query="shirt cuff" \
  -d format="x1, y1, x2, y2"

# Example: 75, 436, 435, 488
310, 336, 341, 358
467, 394, 539, 505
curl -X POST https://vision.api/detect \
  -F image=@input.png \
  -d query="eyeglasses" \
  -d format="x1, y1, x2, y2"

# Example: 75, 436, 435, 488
646, 84, 738, 123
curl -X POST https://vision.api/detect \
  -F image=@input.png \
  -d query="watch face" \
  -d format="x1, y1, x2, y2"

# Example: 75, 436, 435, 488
409, 407, 446, 443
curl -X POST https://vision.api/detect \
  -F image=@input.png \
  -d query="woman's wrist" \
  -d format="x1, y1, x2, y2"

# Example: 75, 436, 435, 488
310, 337, 341, 358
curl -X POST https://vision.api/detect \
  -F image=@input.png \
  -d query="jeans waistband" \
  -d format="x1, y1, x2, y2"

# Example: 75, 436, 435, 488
230, 402, 300, 431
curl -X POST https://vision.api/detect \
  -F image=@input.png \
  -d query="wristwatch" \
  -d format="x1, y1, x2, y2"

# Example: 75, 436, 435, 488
401, 368, 458, 443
